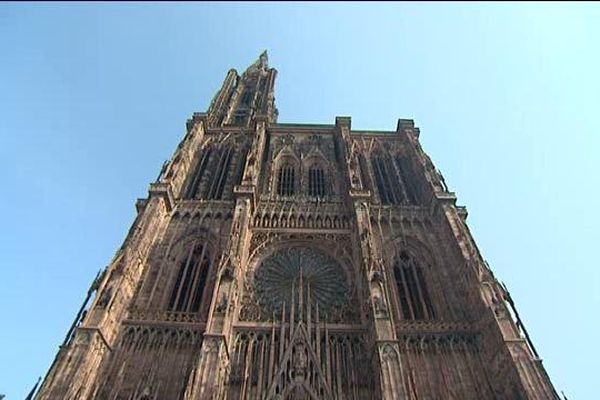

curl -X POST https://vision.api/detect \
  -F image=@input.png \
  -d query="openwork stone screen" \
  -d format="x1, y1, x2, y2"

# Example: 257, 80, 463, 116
254, 246, 349, 320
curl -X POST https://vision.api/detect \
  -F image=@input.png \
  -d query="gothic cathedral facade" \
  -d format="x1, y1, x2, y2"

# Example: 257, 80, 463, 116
37, 52, 558, 399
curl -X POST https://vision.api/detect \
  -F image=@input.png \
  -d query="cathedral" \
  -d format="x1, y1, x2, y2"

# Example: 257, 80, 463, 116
36, 52, 558, 399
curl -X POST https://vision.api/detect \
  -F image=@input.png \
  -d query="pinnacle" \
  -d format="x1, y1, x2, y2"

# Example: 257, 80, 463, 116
258, 49, 269, 69
244, 49, 269, 73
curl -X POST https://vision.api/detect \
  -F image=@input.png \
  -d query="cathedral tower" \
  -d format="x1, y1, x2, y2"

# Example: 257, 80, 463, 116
36, 52, 558, 399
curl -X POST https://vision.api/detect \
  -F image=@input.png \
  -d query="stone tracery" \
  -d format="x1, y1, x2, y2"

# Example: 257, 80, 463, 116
253, 246, 350, 320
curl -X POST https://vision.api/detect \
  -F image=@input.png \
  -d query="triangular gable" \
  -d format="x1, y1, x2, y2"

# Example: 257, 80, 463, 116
265, 321, 334, 400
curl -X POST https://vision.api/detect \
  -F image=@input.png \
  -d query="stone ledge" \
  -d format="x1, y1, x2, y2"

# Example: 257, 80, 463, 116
135, 198, 148, 214
395, 320, 475, 336
349, 189, 372, 199
233, 184, 255, 199
457, 205, 469, 220
148, 182, 175, 212
186, 112, 207, 133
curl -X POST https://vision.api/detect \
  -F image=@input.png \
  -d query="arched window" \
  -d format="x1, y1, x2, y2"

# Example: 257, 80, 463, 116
234, 145, 250, 186
185, 148, 212, 199
230, 111, 247, 126
394, 155, 418, 205
240, 89, 254, 107
372, 156, 404, 205
168, 241, 212, 313
277, 163, 295, 196
308, 165, 326, 197
206, 146, 233, 200
393, 252, 435, 320
358, 154, 371, 191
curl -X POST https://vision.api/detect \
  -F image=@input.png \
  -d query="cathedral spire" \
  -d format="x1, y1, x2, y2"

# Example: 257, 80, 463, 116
258, 49, 269, 68
244, 50, 269, 75
206, 50, 277, 127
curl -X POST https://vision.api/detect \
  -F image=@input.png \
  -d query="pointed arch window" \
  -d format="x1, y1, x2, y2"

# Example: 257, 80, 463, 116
186, 148, 212, 199
372, 155, 404, 205
240, 89, 254, 107
308, 165, 326, 197
207, 146, 233, 200
394, 155, 418, 205
231, 111, 247, 126
168, 241, 212, 313
277, 163, 296, 196
234, 144, 250, 186
358, 154, 371, 191
393, 252, 435, 320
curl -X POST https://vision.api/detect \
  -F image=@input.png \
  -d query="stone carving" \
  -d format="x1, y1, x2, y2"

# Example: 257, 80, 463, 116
96, 285, 113, 309
215, 293, 229, 314
219, 256, 235, 281
348, 140, 363, 188
436, 168, 449, 192
373, 293, 388, 317
253, 246, 350, 321
138, 386, 151, 400
291, 342, 308, 380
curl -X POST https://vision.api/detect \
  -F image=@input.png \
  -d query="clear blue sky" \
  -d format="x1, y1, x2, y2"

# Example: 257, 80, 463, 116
1, 3, 598, 398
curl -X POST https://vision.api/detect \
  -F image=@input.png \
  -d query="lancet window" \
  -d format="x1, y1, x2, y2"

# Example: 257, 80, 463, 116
234, 145, 250, 186
185, 145, 233, 200
231, 111, 247, 126
240, 88, 254, 107
168, 241, 212, 313
308, 165, 326, 197
185, 148, 212, 199
393, 251, 435, 320
277, 163, 296, 196
206, 146, 233, 200
372, 155, 404, 205
394, 155, 418, 204
358, 154, 371, 191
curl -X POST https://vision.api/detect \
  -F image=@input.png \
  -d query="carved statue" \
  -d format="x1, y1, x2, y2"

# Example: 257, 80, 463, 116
96, 286, 113, 309
436, 168, 449, 192
292, 342, 308, 380
215, 293, 229, 314
242, 137, 258, 183
139, 386, 151, 400
373, 293, 388, 316
370, 269, 383, 283
351, 172, 360, 186
90, 267, 108, 292
491, 292, 509, 318
157, 159, 169, 181
259, 51, 268, 70
220, 261, 235, 281
78, 310, 87, 327
347, 141, 362, 188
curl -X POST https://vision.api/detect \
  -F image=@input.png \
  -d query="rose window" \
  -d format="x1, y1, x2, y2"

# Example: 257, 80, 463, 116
254, 246, 349, 318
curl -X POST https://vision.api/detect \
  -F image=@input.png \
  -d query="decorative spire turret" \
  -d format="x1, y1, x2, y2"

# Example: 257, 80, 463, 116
207, 50, 277, 128
243, 50, 269, 75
